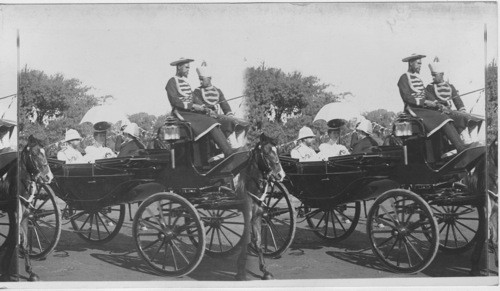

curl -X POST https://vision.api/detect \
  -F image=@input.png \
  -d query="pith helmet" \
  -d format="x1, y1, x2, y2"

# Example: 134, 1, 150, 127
298, 126, 315, 140
356, 119, 373, 135
64, 129, 82, 142
123, 123, 141, 138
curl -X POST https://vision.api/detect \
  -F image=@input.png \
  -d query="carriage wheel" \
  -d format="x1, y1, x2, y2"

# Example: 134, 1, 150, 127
69, 204, 125, 244
198, 208, 244, 257
0, 207, 14, 252
431, 204, 484, 253
27, 184, 61, 260
133, 192, 205, 277
306, 202, 360, 242
260, 181, 296, 258
367, 189, 439, 273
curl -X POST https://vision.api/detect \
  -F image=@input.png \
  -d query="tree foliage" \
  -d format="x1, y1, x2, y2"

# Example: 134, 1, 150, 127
244, 65, 340, 148
18, 68, 100, 155
486, 60, 497, 143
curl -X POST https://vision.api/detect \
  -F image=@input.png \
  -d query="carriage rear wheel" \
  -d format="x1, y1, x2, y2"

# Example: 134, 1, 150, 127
198, 208, 244, 257
133, 192, 205, 277
260, 181, 296, 258
432, 204, 484, 253
69, 204, 125, 244
305, 202, 361, 243
27, 184, 61, 260
367, 189, 439, 274
0, 206, 14, 252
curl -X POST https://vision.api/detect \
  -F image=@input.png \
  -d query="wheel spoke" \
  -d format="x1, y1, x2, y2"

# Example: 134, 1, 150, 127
323, 211, 329, 237
376, 234, 397, 249
219, 226, 234, 249
384, 237, 399, 259
171, 239, 190, 264
404, 236, 424, 261
444, 223, 451, 247
96, 212, 111, 235
332, 210, 346, 233
454, 223, 470, 243
168, 242, 178, 271
100, 212, 119, 226
402, 238, 413, 267
454, 219, 477, 234
142, 238, 161, 251
220, 224, 243, 238
268, 220, 286, 243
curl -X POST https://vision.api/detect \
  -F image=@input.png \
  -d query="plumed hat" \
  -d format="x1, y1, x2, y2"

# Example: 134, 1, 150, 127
196, 61, 211, 78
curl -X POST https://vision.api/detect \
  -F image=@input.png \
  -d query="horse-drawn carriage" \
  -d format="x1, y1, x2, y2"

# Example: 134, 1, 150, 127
259, 112, 488, 273
26, 117, 284, 278
25, 110, 489, 278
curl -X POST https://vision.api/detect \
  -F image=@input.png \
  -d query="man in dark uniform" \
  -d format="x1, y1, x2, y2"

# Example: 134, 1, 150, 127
425, 58, 483, 136
165, 58, 235, 157
397, 53, 466, 153
351, 119, 380, 154
193, 62, 249, 141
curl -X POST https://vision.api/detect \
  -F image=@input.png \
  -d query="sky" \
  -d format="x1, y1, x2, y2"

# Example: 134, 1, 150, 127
0, 2, 497, 121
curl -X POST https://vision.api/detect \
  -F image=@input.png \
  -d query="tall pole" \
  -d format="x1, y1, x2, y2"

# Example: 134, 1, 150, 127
481, 23, 489, 274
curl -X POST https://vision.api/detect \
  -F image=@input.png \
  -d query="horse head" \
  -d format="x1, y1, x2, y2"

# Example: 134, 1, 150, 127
253, 133, 285, 183
22, 135, 53, 184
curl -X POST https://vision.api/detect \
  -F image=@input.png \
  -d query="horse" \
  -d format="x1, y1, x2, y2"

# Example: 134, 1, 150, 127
0, 135, 53, 281
235, 133, 285, 280
467, 137, 498, 275
0, 149, 17, 281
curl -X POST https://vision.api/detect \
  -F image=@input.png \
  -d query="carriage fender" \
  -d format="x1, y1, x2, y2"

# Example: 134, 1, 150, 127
123, 182, 166, 203
356, 179, 400, 201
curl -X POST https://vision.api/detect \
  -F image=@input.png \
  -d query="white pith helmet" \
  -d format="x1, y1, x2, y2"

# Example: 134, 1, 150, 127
298, 126, 315, 140
356, 119, 373, 135
123, 123, 140, 138
64, 129, 82, 142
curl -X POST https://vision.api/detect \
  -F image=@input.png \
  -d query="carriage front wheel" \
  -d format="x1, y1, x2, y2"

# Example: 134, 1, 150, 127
132, 192, 206, 277
27, 183, 61, 260
0, 205, 15, 252
69, 204, 125, 244
367, 189, 439, 274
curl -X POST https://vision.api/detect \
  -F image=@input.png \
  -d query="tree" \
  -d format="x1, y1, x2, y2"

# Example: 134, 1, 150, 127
364, 109, 397, 138
244, 65, 340, 146
485, 60, 497, 143
18, 68, 100, 152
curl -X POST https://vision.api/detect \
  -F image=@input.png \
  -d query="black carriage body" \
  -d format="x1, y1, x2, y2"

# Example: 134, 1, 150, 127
281, 114, 486, 207
48, 119, 250, 210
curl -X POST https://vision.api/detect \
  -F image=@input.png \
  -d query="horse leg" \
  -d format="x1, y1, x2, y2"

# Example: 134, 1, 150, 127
488, 198, 498, 267
20, 211, 39, 282
470, 204, 488, 276
235, 195, 251, 281
251, 203, 273, 280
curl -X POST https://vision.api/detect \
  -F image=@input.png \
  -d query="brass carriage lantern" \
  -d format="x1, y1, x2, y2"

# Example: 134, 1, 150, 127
162, 117, 182, 169
394, 121, 413, 137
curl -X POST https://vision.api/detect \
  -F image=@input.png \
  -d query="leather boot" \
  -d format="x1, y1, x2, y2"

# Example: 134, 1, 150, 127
209, 127, 234, 157
442, 122, 466, 152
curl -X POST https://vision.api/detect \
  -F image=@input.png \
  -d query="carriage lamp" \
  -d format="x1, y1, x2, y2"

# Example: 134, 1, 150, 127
394, 121, 412, 137
162, 124, 180, 141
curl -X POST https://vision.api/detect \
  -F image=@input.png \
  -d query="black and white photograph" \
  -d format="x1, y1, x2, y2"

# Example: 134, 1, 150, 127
0, 1, 498, 288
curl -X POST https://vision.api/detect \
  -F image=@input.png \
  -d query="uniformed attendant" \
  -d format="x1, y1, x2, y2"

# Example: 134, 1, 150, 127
117, 123, 145, 157
193, 62, 249, 141
57, 129, 85, 164
425, 59, 483, 135
290, 126, 321, 162
165, 58, 236, 157
397, 53, 466, 153
351, 119, 380, 154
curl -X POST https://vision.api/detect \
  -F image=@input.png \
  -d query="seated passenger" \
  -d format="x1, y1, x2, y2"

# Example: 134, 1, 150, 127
319, 127, 349, 160
290, 126, 321, 162
117, 123, 145, 157
84, 129, 116, 163
351, 119, 380, 154
57, 129, 85, 164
